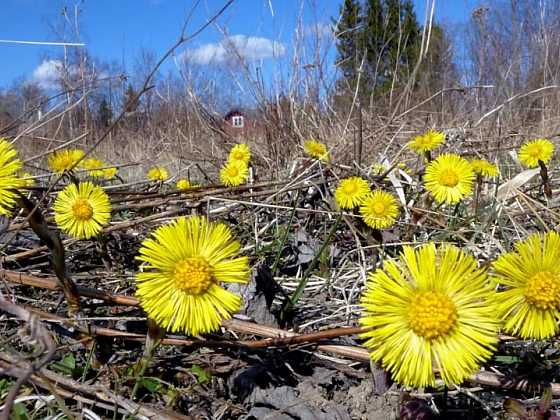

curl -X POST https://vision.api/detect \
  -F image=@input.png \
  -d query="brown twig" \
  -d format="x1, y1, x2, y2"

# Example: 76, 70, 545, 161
1, 269, 369, 360
15, 194, 80, 314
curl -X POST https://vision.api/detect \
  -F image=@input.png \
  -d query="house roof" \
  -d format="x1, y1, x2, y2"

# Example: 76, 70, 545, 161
224, 109, 246, 120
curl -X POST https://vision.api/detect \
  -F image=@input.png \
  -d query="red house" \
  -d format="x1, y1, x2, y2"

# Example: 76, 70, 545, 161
223, 109, 254, 138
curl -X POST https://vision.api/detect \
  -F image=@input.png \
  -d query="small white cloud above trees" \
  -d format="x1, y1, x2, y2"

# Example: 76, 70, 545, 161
183, 35, 286, 65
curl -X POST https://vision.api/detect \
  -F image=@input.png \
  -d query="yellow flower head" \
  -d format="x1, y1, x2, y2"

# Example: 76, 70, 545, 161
334, 176, 371, 210
103, 167, 118, 180
407, 130, 445, 154
470, 159, 499, 178
80, 157, 105, 178
53, 181, 112, 239
147, 166, 169, 182
176, 178, 191, 190
493, 231, 560, 340
424, 153, 475, 204
359, 190, 399, 229
48, 149, 85, 173
135, 216, 250, 335
360, 243, 499, 388
220, 160, 248, 187
303, 139, 329, 161
518, 138, 554, 168
228, 143, 251, 165
0, 138, 24, 216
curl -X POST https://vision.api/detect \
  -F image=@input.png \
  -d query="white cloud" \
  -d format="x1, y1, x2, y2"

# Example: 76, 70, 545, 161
183, 35, 286, 65
31, 59, 85, 89
32, 59, 64, 89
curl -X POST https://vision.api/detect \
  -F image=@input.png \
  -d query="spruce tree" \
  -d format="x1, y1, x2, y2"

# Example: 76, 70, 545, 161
97, 97, 112, 128
123, 84, 140, 113
334, 0, 453, 100
364, 0, 384, 90
334, 0, 365, 94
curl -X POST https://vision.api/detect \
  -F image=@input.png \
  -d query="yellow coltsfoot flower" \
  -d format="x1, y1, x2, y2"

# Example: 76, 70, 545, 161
303, 139, 329, 161
334, 176, 370, 210
407, 129, 445, 154
359, 190, 399, 229
135, 216, 250, 335
518, 138, 554, 168
80, 157, 105, 178
0, 138, 24, 216
470, 158, 499, 178
228, 143, 251, 165
176, 178, 192, 191
493, 231, 560, 339
103, 166, 118, 180
48, 149, 85, 173
53, 181, 112, 239
220, 160, 248, 187
147, 166, 169, 182
360, 243, 499, 388
424, 153, 475, 204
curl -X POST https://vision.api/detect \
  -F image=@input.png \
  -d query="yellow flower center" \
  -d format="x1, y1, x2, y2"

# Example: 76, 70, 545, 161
438, 169, 459, 187
72, 198, 93, 221
524, 271, 560, 310
372, 202, 386, 215
174, 257, 213, 295
306, 143, 326, 157
343, 182, 358, 195
232, 151, 244, 161
227, 166, 239, 177
528, 145, 542, 158
408, 291, 457, 340
420, 136, 431, 146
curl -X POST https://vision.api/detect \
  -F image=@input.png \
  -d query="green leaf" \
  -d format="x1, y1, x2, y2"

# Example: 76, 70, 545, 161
62, 354, 76, 370
141, 378, 161, 393
494, 355, 521, 364
0, 378, 11, 397
51, 353, 76, 376
190, 364, 212, 385
11, 402, 30, 420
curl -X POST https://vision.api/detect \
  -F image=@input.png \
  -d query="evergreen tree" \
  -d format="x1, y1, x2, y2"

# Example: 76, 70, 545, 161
382, 0, 421, 89
123, 84, 140, 113
364, 0, 384, 89
417, 24, 458, 92
97, 97, 112, 128
334, 0, 430, 97
334, 0, 365, 93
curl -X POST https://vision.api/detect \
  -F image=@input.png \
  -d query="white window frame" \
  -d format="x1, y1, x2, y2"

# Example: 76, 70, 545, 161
232, 115, 244, 128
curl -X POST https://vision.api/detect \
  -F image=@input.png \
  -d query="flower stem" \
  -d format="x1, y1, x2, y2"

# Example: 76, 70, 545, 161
473, 175, 482, 217
538, 160, 552, 198
131, 318, 164, 400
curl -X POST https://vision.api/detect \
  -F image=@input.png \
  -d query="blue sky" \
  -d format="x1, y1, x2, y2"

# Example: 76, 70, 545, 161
0, 0, 478, 89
